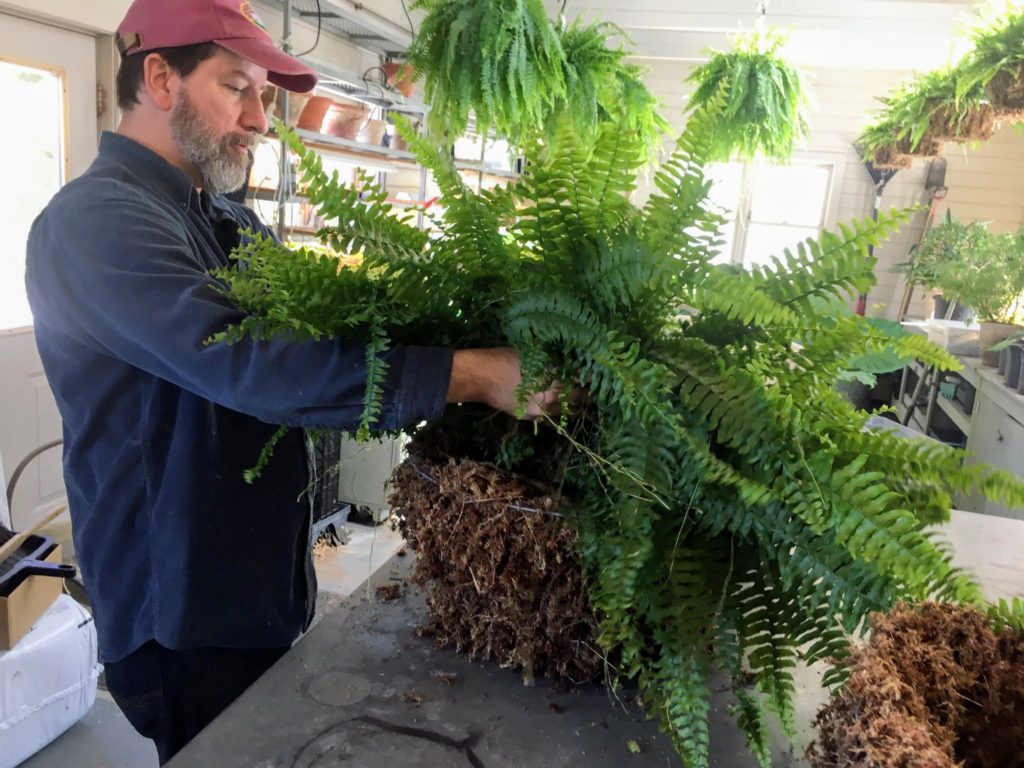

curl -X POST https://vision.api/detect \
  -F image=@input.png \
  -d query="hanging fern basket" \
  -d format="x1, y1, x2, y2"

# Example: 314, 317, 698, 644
986, 65, 1024, 122
685, 29, 810, 163
927, 101, 997, 144
808, 602, 1024, 768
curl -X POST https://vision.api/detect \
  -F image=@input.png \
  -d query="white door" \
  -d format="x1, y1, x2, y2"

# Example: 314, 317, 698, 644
0, 12, 96, 530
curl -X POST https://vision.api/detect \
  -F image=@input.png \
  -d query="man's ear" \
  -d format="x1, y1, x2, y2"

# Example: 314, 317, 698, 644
141, 53, 177, 111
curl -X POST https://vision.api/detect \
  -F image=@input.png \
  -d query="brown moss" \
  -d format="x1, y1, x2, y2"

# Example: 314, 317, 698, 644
927, 103, 996, 144
389, 452, 602, 684
808, 602, 1024, 768
987, 67, 1024, 122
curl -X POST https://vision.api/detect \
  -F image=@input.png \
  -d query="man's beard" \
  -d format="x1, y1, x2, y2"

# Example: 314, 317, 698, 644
171, 92, 256, 195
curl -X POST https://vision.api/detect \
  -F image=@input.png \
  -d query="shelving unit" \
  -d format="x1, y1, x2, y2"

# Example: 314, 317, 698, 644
892, 326, 1024, 519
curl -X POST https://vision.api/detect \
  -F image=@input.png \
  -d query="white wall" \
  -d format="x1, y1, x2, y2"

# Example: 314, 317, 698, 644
0, 0, 126, 32
635, 59, 1024, 320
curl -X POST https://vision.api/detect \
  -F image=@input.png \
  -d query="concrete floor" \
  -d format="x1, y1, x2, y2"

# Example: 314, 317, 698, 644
14, 521, 405, 768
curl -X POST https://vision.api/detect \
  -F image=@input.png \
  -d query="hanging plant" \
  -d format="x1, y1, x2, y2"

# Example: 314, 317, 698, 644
685, 29, 810, 163
213, 108, 1024, 766
852, 69, 996, 169
406, 0, 665, 155
958, 4, 1024, 122
558, 19, 669, 157
883, 68, 995, 149
856, 117, 921, 169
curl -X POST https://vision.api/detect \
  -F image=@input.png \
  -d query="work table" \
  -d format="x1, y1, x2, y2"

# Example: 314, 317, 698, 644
166, 555, 805, 768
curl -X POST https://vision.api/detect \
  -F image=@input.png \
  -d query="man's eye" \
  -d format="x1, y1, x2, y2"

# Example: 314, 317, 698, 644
225, 85, 245, 94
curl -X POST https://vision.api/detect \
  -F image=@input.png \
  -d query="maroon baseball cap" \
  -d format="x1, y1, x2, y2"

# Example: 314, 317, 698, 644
116, 0, 318, 93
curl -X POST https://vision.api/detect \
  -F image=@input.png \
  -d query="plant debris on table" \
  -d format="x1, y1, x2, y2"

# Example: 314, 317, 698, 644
809, 602, 1024, 768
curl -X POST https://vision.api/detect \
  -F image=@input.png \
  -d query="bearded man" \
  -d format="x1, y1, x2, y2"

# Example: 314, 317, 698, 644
25, 0, 556, 763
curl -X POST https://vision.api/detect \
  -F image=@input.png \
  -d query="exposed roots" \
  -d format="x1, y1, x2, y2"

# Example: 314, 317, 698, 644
808, 602, 1024, 768
389, 452, 603, 684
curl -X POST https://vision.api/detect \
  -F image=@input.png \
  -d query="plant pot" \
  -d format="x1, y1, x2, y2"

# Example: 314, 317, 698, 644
296, 95, 334, 132
356, 118, 387, 147
980, 321, 1022, 367
986, 65, 1024, 124
323, 102, 370, 140
270, 89, 313, 128
387, 120, 420, 152
1002, 343, 1024, 389
809, 603, 1024, 768
383, 62, 417, 98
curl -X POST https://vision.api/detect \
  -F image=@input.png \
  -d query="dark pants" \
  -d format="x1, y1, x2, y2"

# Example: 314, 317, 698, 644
104, 641, 289, 765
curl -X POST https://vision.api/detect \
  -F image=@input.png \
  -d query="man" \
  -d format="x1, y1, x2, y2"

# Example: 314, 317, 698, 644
25, 0, 556, 763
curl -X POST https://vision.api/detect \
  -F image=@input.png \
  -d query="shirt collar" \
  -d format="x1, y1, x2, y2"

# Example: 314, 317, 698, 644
98, 132, 199, 209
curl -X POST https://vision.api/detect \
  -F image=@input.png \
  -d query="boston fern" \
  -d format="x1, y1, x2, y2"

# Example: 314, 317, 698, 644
212, 110, 1024, 766
686, 29, 810, 162
407, 0, 666, 154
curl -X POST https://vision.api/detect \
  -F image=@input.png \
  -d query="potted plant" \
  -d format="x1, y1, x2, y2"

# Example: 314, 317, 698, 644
212, 107, 1024, 767
958, 5, 1024, 123
931, 226, 1024, 365
685, 28, 810, 162
896, 211, 988, 320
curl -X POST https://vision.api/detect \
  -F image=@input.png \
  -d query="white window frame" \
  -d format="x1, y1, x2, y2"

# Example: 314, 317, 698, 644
714, 153, 845, 269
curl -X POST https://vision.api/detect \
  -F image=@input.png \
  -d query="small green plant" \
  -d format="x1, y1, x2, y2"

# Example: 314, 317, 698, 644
685, 29, 810, 162
896, 211, 990, 295
932, 225, 1024, 324
211, 110, 1024, 766
407, 0, 665, 154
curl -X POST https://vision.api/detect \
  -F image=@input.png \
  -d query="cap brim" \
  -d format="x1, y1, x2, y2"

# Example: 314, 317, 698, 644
217, 37, 318, 93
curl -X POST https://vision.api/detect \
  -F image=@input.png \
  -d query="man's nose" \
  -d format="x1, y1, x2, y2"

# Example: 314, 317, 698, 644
244, 90, 269, 135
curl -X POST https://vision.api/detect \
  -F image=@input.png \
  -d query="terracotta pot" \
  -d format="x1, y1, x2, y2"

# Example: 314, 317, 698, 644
357, 118, 387, 147
383, 62, 416, 98
387, 120, 420, 152
268, 89, 312, 128
296, 95, 334, 132
323, 102, 370, 140
979, 321, 1022, 367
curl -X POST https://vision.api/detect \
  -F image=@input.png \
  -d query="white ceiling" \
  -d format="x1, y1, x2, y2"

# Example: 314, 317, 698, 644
326, 0, 993, 71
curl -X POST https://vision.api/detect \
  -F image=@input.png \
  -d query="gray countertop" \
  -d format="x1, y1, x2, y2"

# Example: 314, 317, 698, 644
166, 555, 805, 768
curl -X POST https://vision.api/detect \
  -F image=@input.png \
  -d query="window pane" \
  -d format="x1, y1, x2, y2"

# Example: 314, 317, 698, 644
749, 165, 830, 227
709, 220, 736, 265
0, 61, 64, 330
705, 162, 744, 221
744, 224, 819, 270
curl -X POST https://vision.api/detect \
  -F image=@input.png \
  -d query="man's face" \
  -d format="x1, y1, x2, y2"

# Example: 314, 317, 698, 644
169, 49, 269, 194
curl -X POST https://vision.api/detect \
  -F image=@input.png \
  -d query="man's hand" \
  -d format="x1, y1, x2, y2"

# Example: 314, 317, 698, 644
447, 348, 563, 419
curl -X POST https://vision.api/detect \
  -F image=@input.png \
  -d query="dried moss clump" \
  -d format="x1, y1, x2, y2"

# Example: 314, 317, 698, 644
390, 450, 602, 684
809, 602, 1024, 768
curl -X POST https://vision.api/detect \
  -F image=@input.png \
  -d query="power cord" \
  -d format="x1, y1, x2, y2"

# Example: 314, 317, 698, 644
295, 0, 323, 57
400, 0, 415, 37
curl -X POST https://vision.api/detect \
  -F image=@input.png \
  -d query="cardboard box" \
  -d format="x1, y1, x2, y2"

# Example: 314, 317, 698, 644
0, 545, 64, 651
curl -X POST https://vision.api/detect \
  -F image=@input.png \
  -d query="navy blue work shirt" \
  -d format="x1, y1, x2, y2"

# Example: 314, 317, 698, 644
26, 132, 453, 663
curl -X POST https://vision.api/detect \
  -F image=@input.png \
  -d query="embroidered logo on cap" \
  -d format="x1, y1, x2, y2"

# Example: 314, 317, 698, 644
239, 2, 269, 33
